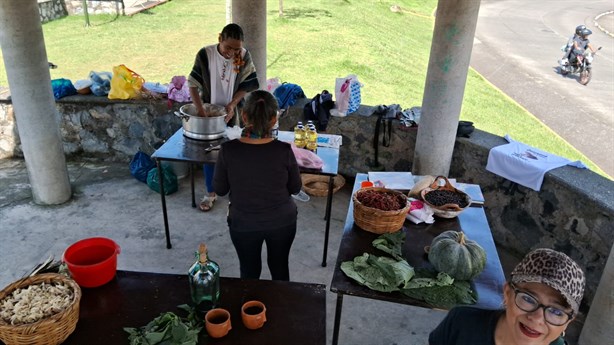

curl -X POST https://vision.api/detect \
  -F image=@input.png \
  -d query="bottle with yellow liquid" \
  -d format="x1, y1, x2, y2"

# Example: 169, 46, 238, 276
294, 121, 306, 148
306, 124, 318, 152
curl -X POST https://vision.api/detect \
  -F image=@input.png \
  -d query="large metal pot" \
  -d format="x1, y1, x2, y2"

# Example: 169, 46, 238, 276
175, 104, 227, 140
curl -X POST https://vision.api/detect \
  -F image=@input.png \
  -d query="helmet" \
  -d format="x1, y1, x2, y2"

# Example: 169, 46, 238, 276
575, 25, 586, 36
580, 28, 592, 38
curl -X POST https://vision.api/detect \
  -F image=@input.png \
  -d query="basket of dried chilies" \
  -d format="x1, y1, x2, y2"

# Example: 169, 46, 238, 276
353, 187, 410, 234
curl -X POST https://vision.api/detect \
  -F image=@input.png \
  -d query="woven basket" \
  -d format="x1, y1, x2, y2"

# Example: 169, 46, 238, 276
420, 176, 471, 219
301, 174, 346, 197
0, 273, 81, 345
353, 187, 410, 234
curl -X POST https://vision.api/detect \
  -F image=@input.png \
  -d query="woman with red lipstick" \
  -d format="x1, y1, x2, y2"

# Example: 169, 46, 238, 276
429, 248, 585, 345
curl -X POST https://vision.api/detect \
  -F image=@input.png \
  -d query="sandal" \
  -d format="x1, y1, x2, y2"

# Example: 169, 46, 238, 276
199, 195, 217, 212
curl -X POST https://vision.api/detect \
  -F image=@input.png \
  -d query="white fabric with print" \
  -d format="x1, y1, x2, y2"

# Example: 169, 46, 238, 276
486, 135, 586, 191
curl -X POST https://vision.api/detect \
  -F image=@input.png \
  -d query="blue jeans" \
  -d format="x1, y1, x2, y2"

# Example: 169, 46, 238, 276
203, 163, 214, 193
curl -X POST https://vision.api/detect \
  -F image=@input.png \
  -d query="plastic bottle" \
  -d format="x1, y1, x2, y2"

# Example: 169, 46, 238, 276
188, 243, 220, 315
306, 124, 318, 152
294, 121, 306, 148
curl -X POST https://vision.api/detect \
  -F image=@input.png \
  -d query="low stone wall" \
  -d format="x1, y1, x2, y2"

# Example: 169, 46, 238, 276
64, 0, 124, 15
0, 95, 181, 160
38, 0, 68, 23
1, 94, 613, 317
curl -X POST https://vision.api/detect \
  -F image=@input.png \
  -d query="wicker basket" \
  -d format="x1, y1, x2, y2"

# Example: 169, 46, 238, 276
0, 273, 81, 345
353, 187, 410, 234
301, 174, 346, 197
420, 176, 471, 219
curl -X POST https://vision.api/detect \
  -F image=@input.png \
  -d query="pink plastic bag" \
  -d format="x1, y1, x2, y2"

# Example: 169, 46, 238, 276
167, 76, 191, 105
290, 143, 323, 170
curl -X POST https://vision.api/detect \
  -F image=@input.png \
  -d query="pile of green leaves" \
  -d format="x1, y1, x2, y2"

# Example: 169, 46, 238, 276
341, 231, 477, 309
124, 305, 201, 345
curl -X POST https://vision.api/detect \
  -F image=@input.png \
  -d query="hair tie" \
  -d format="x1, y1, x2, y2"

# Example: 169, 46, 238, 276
256, 99, 265, 104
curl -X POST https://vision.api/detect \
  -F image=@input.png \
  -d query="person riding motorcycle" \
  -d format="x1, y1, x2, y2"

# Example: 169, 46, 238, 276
561, 25, 586, 60
568, 28, 597, 66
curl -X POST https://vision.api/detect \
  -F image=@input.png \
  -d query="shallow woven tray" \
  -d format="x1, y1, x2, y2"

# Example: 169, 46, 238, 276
301, 174, 346, 197
0, 273, 81, 345
353, 187, 410, 234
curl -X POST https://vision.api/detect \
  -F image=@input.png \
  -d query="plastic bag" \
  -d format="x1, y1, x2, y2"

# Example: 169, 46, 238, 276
108, 64, 145, 100
146, 164, 178, 195
167, 75, 191, 106
51, 78, 77, 100
129, 151, 156, 183
333, 75, 362, 116
89, 71, 113, 96
290, 143, 323, 170
266, 77, 281, 94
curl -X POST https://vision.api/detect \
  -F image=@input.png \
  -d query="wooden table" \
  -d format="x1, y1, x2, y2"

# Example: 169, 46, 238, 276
61, 271, 326, 345
151, 129, 340, 267
329, 174, 506, 345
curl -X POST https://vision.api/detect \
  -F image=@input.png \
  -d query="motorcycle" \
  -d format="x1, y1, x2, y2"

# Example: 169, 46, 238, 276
558, 46, 602, 85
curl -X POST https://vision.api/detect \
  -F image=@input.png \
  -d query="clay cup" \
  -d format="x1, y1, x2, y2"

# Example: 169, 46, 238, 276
205, 308, 232, 338
241, 300, 267, 330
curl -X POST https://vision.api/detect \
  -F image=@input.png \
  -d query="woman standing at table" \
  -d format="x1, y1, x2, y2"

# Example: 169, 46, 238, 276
213, 90, 302, 281
429, 248, 584, 345
188, 23, 259, 212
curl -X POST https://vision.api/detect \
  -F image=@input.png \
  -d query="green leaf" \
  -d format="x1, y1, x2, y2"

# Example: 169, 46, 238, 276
372, 231, 405, 260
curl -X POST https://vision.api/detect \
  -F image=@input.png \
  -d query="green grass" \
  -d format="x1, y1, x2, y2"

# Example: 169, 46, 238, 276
0, 0, 607, 176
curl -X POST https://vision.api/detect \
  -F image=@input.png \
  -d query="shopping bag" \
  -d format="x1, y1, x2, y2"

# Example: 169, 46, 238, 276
334, 74, 362, 116
129, 151, 156, 184
108, 64, 145, 100
146, 164, 178, 195
51, 78, 77, 100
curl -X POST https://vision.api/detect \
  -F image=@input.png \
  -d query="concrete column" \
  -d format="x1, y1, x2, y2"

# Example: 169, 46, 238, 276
0, 0, 71, 204
579, 245, 614, 344
412, 0, 481, 176
232, 0, 267, 89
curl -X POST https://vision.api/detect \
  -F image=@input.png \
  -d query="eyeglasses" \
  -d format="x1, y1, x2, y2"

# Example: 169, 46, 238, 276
509, 283, 573, 326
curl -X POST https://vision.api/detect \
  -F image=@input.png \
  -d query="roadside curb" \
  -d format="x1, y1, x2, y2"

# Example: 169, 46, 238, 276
594, 11, 614, 38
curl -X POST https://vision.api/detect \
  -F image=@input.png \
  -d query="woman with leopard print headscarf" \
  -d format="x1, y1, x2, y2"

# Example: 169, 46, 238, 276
429, 248, 585, 345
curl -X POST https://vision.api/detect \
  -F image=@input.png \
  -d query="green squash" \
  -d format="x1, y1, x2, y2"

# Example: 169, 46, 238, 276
428, 231, 486, 281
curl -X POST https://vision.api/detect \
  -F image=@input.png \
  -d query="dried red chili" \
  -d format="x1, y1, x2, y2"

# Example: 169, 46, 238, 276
356, 190, 406, 211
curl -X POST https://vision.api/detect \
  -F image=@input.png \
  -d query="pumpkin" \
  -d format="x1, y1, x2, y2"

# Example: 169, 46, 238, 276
427, 231, 486, 281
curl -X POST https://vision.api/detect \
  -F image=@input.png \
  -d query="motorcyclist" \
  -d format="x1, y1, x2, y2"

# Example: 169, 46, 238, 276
561, 25, 585, 60
569, 28, 597, 65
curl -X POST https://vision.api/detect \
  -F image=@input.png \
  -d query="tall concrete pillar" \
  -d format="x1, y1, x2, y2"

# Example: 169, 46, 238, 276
579, 245, 614, 344
0, 0, 71, 204
232, 0, 267, 89
412, 0, 481, 176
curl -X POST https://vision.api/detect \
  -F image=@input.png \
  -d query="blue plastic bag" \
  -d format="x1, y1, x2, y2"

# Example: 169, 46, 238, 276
129, 151, 156, 184
51, 78, 77, 100
89, 71, 113, 96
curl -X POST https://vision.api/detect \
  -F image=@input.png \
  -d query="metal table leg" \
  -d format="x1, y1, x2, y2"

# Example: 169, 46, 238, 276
190, 163, 196, 208
332, 293, 344, 345
156, 159, 172, 249
321, 175, 334, 267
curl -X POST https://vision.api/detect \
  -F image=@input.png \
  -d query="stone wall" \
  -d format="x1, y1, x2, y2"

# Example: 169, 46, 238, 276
64, 0, 124, 15
1, 94, 613, 316
0, 94, 181, 161
38, 0, 68, 23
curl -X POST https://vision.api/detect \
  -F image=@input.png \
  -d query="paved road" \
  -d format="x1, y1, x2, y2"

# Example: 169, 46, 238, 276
470, 0, 614, 177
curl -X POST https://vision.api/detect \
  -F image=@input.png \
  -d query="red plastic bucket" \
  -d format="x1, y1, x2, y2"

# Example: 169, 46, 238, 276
63, 237, 121, 288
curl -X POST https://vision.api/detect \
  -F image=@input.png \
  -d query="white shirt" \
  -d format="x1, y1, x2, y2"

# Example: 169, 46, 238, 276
205, 44, 237, 107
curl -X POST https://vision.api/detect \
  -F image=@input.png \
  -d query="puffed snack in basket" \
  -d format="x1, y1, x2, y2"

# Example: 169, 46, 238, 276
420, 176, 471, 219
353, 187, 410, 234
0, 273, 81, 345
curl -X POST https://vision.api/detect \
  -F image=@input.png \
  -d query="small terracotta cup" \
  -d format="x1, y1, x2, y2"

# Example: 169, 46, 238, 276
205, 308, 232, 338
241, 300, 267, 330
